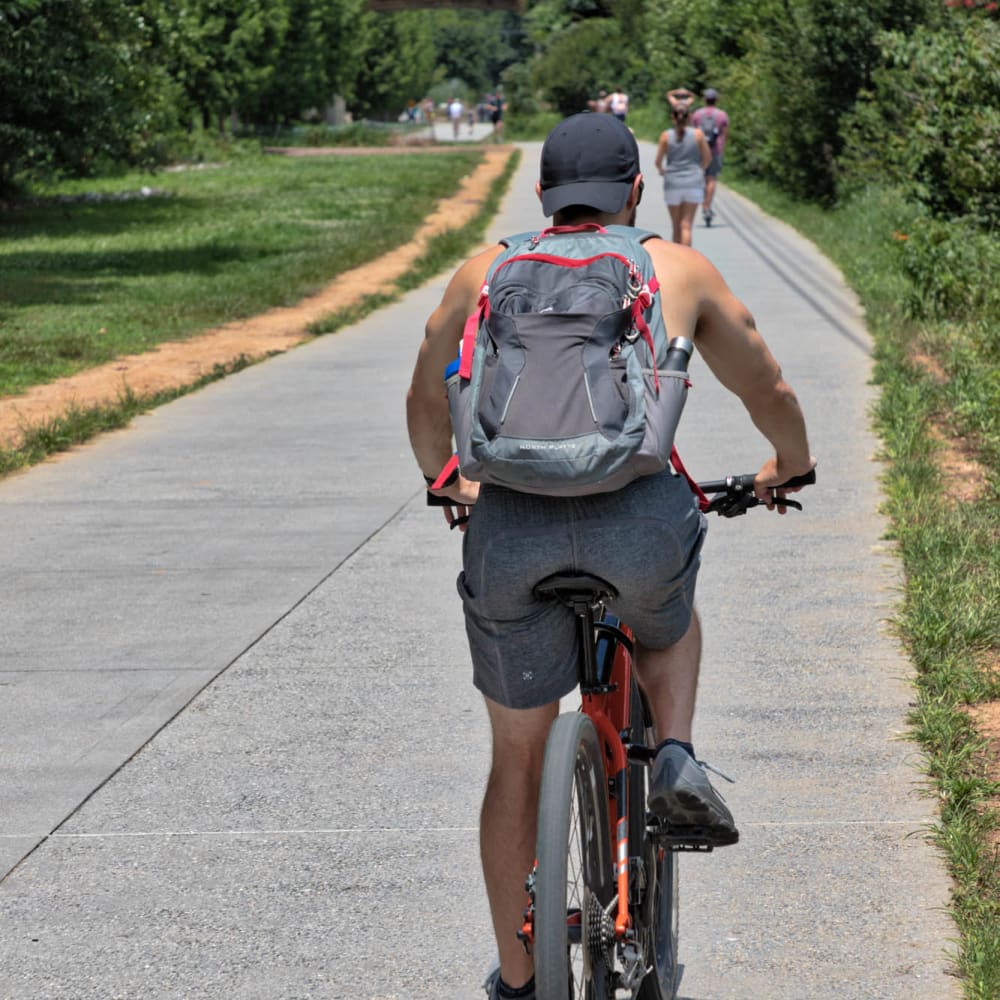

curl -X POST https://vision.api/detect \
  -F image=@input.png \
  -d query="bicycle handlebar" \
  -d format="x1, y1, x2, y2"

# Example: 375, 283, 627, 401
698, 468, 816, 517
428, 469, 816, 523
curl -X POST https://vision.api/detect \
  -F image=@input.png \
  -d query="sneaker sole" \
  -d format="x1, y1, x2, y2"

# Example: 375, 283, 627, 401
648, 788, 738, 846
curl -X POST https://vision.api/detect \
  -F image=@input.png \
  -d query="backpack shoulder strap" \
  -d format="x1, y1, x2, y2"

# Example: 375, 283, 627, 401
498, 231, 540, 249
604, 224, 662, 245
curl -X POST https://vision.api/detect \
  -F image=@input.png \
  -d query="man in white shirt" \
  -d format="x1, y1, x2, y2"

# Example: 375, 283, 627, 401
608, 86, 629, 122
448, 97, 464, 139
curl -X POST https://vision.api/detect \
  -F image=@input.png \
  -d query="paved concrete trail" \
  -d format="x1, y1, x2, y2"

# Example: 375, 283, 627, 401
1, 143, 959, 999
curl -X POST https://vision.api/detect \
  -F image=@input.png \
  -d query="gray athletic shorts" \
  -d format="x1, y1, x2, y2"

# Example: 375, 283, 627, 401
457, 470, 707, 709
705, 153, 723, 178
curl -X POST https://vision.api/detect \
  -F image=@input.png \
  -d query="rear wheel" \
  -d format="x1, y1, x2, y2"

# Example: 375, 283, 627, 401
534, 713, 616, 1000
630, 682, 680, 1000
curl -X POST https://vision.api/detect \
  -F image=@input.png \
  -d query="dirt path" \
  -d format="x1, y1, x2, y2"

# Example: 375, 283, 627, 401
0, 145, 514, 451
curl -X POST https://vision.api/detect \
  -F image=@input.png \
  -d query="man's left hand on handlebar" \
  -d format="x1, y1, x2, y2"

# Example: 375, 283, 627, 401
753, 454, 817, 514
428, 475, 479, 532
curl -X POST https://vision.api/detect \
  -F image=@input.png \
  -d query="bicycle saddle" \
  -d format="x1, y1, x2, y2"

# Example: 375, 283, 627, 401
533, 572, 619, 605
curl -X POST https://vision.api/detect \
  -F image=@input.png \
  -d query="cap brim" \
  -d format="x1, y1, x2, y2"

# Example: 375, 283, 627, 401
540, 180, 632, 218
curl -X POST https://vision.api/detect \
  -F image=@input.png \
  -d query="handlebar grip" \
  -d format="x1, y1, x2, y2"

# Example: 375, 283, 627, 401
426, 491, 453, 507
776, 469, 816, 490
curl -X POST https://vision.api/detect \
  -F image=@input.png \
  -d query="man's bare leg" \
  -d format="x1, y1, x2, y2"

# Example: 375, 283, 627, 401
633, 611, 737, 843
633, 610, 702, 742
667, 204, 684, 244
704, 176, 718, 218
480, 697, 559, 989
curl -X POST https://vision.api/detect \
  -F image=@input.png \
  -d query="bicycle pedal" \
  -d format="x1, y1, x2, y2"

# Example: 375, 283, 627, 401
647, 816, 719, 852
661, 836, 715, 853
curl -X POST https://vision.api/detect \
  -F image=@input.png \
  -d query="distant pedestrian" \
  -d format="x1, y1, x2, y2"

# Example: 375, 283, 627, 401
655, 102, 712, 246
608, 86, 629, 123
448, 97, 464, 139
488, 90, 507, 143
691, 89, 728, 225
421, 96, 436, 139
589, 89, 609, 114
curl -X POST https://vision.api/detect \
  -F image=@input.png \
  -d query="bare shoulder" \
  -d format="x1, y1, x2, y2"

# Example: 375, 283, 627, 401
450, 244, 505, 306
641, 235, 757, 352
428, 243, 505, 336
642, 237, 724, 298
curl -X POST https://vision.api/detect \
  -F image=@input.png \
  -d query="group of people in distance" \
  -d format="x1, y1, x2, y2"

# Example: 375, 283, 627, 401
657, 86, 729, 245
588, 85, 729, 246
588, 86, 631, 122
418, 91, 507, 142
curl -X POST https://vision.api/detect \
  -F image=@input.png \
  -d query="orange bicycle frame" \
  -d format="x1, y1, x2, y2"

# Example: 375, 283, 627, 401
582, 620, 636, 939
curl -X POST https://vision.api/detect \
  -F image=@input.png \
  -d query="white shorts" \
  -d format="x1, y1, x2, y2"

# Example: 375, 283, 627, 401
664, 187, 704, 207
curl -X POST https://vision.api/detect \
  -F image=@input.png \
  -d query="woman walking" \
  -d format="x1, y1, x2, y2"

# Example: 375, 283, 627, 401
654, 103, 711, 245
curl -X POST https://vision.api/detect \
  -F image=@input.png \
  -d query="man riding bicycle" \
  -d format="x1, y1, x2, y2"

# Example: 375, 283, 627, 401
406, 113, 814, 1000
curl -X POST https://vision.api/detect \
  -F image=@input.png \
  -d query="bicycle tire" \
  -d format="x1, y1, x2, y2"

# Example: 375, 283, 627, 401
534, 713, 616, 1000
630, 682, 680, 1000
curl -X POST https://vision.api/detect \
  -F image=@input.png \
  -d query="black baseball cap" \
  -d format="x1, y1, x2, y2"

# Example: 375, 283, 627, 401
539, 113, 640, 217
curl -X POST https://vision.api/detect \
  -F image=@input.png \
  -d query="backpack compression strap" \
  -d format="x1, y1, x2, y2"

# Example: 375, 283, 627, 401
670, 446, 710, 512
459, 283, 491, 379
629, 275, 662, 389
430, 453, 460, 490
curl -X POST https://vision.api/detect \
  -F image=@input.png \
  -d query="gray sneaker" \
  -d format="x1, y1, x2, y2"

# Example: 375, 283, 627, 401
483, 966, 535, 1000
648, 743, 738, 846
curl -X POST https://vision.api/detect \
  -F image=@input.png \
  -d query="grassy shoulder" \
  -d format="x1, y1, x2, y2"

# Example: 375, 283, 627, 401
723, 169, 999, 997
0, 147, 484, 397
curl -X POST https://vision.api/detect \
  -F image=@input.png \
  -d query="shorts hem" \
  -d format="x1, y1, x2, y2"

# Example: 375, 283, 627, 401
664, 187, 705, 206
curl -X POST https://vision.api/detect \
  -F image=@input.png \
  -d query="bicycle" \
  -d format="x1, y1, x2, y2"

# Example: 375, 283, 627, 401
516, 468, 816, 999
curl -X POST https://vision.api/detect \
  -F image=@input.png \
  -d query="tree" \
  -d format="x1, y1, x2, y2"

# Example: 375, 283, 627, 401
842, 18, 1000, 227
426, 9, 524, 96
0, 0, 178, 195
350, 9, 438, 120
241, 0, 368, 126
642, 0, 944, 203
531, 16, 629, 115
148, 0, 295, 132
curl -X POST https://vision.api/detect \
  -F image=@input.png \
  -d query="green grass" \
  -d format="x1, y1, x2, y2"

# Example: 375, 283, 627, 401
0, 147, 520, 477
504, 111, 560, 141
0, 148, 483, 396
308, 147, 522, 337
724, 168, 1000, 997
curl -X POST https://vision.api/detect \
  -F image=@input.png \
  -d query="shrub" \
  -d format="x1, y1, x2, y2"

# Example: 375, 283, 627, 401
841, 19, 1000, 228
897, 216, 1000, 321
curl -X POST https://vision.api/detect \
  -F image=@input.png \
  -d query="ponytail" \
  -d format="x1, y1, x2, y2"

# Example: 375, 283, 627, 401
672, 106, 689, 140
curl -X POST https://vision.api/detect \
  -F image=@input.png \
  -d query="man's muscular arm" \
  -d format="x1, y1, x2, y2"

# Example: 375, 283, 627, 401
647, 241, 814, 501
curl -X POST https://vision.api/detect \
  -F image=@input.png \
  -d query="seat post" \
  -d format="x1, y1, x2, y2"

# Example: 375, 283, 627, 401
571, 599, 601, 690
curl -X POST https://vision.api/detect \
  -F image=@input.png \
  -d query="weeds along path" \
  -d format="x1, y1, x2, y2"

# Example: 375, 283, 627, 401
0, 146, 514, 452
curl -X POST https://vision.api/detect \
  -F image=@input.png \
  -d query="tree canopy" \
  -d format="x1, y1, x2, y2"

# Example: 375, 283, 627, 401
3, 0, 997, 229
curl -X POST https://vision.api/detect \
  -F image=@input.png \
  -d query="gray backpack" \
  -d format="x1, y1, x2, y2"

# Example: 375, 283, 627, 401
446, 224, 690, 496
699, 108, 721, 149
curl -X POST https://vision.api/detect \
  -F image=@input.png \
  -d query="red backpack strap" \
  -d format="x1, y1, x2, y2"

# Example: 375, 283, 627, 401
629, 274, 661, 390
670, 446, 709, 512
459, 282, 490, 379
430, 453, 460, 490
